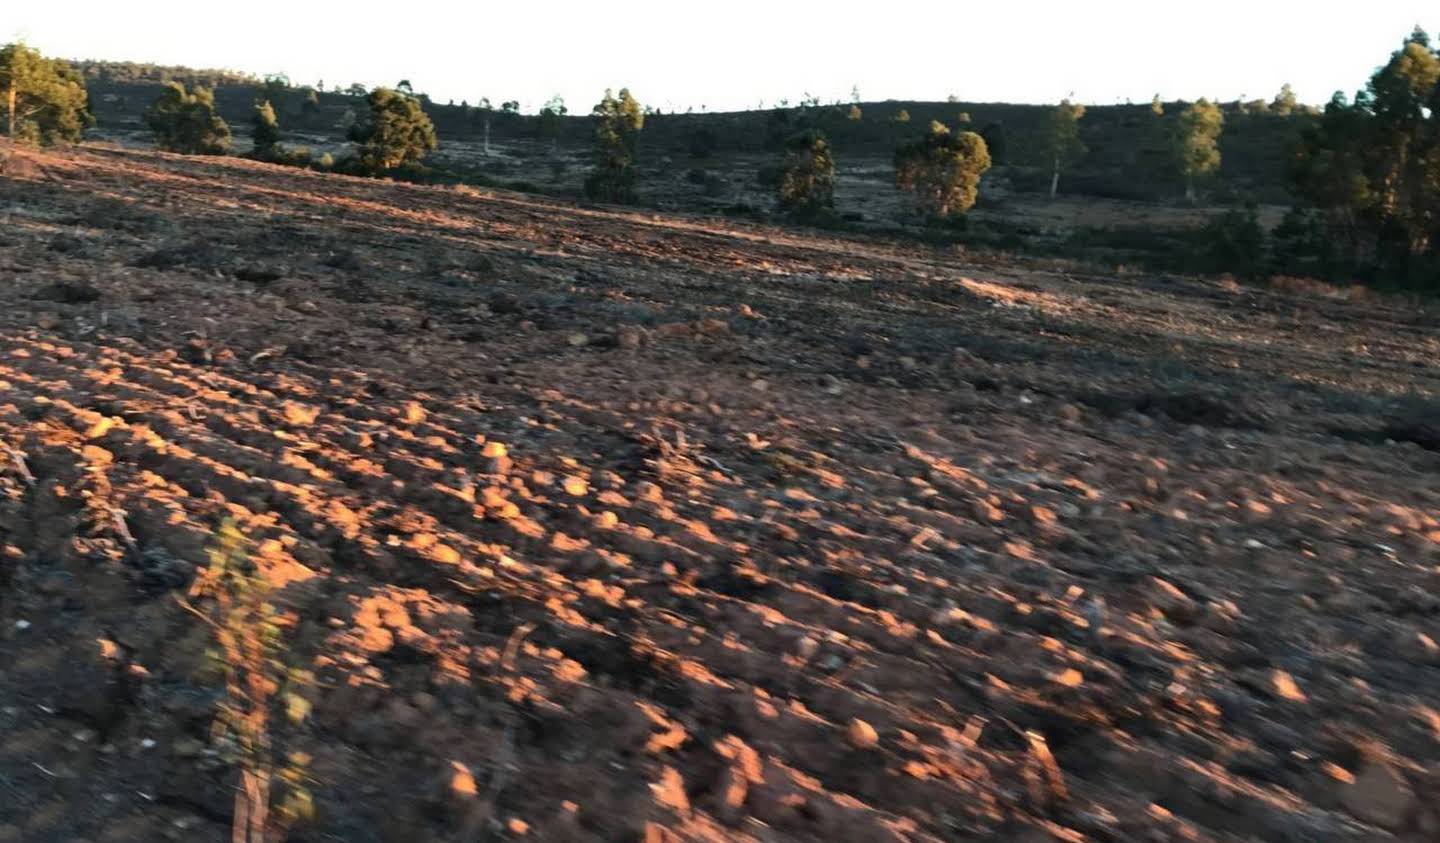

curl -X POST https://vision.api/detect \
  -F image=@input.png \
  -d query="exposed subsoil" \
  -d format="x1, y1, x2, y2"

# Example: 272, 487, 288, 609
2, 143, 1440, 842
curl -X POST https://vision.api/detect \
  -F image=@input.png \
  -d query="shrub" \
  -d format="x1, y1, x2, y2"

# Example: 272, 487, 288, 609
347, 87, 437, 174
1270, 207, 1334, 277
145, 82, 231, 154
777, 129, 835, 217
182, 521, 314, 843
251, 100, 280, 159
1198, 204, 1266, 277
894, 121, 992, 219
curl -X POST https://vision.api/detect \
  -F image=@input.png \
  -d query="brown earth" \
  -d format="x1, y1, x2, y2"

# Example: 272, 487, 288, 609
2, 142, 1440, 842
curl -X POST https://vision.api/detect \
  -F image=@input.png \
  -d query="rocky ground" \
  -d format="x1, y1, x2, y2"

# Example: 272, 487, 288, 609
1, 141, 1439, 842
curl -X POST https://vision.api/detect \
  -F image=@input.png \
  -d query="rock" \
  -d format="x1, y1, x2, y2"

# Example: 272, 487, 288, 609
282, 402, 320, 427
33, 279, 100, 304
1271, 669, 1307, 703
1397, 628, 1440, 665
447, 759, 478, 803
562, 476, 589, 497
483, 441, 512, 475
696, 318, 729, 336
567, 333, 589, 347
846, 718, 879, 749
651, 766, 690, 814
616, 326, 646, 349
1340, 762, 1416, 831
489, 292, 523, 315
172, 738, 205, 758
1150, 577, 1199, 624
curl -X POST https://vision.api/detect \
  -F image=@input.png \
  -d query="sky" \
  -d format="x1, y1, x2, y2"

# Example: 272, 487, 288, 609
7, 1, 1439, 113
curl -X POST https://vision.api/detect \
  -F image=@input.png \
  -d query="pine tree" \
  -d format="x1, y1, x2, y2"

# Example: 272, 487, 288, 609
1291, 27, 1440, 279
145, 82, 231, 154
1175, 99, 1224, 201
777, 129, 835, 217
584, 88, 644, 203
0, 42, 92, 146
1045, 98, 1086, 198
538, 95, 567, 152
1271, 83, 1297, 116
894, 121, 991, 219
251, 100, 280, 159
347, 87, 438, 173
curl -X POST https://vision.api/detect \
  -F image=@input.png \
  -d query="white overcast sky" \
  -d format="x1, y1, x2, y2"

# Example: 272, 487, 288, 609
7, 1, 1438, 113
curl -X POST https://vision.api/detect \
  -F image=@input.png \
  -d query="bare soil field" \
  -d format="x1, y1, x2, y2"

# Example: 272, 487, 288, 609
2, 142, 1440, 842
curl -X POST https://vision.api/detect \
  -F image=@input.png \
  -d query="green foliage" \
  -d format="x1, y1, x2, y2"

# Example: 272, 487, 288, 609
1270, 206, 1335, 276
1150, 94, 1165, 117
1289, 28, 1440, 287
1175, 98, 1224, 199
1045, 99, 1087, 196
894, 120, 992, 219
251, 100, 280, 159
893, 109, 911, 124
1199, 204, 1266, 278
847, 104, 863, 121
347, 86, 438, 173
259, 75, 288, 112
145, 82, 231, 154
1271, 84, 1298, 117
0, 43, 93, 146
185, 521, 314, 843
979, 122, 1007, 165
777, 129, 835, 217
537, 95, 567, 149
584, 88, 644, 203
75, 58, 256, 88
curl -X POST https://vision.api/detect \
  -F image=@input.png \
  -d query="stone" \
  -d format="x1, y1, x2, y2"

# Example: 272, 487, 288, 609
846, 718, 879, 749
1340, 762, 1416, 831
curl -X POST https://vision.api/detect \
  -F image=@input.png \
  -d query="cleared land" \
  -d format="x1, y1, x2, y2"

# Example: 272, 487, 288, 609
1, 143, 1439, 842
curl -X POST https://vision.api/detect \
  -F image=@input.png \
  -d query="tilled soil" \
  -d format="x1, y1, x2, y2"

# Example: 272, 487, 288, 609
2, 143, 1440, 842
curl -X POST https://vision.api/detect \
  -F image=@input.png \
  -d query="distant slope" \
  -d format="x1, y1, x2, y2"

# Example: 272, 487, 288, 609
78, 61, 1311, 203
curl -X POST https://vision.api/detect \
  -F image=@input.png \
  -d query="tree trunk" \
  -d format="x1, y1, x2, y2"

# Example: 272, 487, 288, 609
1185, 177, 1196, 204
5, 82, 15, 139
1049, 159, 1060, 199
483, 117, 491, 156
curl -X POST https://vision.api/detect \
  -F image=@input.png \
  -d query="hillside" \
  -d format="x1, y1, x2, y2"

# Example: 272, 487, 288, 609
80, 73, 1313, 205
2, 142, 1440, 842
